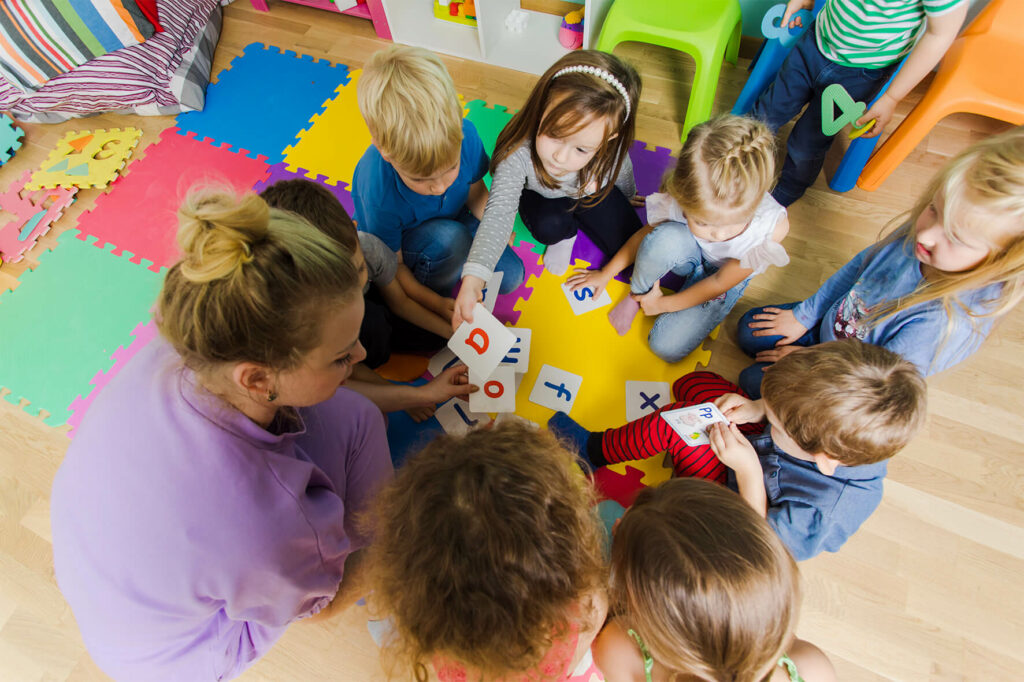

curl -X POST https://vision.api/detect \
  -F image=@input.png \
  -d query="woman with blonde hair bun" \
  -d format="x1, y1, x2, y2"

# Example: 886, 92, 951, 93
51, 188, 393, 681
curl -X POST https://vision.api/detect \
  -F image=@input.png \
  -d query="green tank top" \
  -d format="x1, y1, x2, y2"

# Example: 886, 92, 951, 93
626, 629, 806, 682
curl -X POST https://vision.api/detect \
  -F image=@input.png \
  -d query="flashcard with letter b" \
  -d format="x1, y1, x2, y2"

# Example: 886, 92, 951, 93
625, 381, 671, 421
448, 304, 516, 378
561, 281, 612, 315
528, 364, 583, 413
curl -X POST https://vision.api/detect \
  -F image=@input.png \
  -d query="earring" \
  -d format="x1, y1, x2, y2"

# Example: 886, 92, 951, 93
267, 389, 278, 402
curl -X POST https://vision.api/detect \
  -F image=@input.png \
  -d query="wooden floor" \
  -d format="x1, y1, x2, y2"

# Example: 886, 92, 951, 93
1, 3, 1021, 680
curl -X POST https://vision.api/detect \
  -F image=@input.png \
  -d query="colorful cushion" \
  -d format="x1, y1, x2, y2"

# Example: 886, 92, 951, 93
0, 0, 157, 91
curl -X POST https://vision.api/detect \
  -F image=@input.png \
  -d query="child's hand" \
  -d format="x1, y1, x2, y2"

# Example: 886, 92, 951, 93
422, 364, 477, 404
452, 276, 485, 330
714, 393, 766, 425
632, 282, 666, 316
629, 194, 646, 208
434, 297, 456, 322
708, 422, 760, 471
566, 268, 612, 300
746, 306, 808, 345
754, 344, 804, 364
856, 92, 897, 139
406, 405, 436, 423
782, 0, 814, 27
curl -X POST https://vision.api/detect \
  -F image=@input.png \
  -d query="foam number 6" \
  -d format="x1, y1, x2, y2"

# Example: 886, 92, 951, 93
761, 4, 813, 47
573, 287, 594, 301
821, 84, 867, 137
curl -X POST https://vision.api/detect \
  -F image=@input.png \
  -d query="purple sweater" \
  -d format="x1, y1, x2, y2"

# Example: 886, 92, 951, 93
51, 339, 393, 681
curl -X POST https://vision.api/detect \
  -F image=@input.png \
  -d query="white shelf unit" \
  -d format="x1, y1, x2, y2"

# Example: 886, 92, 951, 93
380, 0, 614, 75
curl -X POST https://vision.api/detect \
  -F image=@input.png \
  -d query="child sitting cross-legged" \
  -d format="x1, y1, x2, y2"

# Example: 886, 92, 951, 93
261, 179, 475, 422
549, 340, 927, 560
594, 478, 836, 682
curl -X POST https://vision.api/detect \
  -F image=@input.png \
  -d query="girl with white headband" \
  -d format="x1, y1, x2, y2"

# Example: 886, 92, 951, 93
453, 50, 642, 328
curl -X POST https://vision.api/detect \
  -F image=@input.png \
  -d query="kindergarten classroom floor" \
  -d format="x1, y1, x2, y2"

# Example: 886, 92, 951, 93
1, 3, 1022, 681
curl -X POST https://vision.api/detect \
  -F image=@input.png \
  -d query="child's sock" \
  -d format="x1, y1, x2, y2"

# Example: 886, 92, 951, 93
548, 412, 609, 470
543, 235, 577, 276
608, 296, 641, 335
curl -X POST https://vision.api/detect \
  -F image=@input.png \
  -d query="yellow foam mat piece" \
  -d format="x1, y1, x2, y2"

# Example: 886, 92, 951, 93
283, 70, 370, 187
511, 253, 715, 434
27, 128, 142, 190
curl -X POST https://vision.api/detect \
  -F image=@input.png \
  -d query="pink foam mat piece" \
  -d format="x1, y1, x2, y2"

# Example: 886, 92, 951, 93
490, 238, 546, 326
0, 170, 77, 263
66, 319, 158, 438
73, 128, 270, 271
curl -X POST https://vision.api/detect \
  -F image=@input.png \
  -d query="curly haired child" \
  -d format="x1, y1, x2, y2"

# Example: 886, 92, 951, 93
365, 422, 608, 681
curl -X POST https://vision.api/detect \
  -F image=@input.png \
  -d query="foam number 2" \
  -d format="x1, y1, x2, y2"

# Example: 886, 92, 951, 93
821, 83, 867, 136
761, 4, 813, 47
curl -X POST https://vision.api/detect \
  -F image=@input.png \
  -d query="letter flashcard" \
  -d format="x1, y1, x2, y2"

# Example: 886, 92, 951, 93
435, 398, 490, 436
625, 381, 672, 421
561, 281, 613, 315
469, 366, 517, 413
528, 364, 583, 414
500, 327, 532, 374
480, 270, 504, 313
428, 347, 461, 378
448, 303, 517, 378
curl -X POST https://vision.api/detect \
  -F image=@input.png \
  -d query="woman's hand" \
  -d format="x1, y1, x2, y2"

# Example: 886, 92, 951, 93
746, 307, 808, 345
631, 283, 666, 316
566, 267, 612, 300
714, 393, 766, 425
452, 276, 486, 330
421, 364, 476, 405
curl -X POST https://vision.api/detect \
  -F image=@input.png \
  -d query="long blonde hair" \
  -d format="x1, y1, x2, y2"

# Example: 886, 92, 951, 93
874, 125, 1024, 325
610, 478, 800, 682
492, 50, 641, 206
157, 188, 360, 373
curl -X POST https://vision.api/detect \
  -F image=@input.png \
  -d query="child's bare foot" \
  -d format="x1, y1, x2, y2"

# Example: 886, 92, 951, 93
543, 235, 576, 276
608, 296, 640, 335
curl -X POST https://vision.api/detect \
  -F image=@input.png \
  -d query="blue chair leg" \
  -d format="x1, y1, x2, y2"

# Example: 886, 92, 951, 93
731, 38, 792, 115
827, 58, 906, 192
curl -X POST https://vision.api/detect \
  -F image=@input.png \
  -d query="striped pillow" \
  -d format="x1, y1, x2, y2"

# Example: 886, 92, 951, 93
0, 0, 157, 91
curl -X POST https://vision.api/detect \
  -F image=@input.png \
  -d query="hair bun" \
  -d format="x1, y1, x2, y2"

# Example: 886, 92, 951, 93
176, 190, 271, 284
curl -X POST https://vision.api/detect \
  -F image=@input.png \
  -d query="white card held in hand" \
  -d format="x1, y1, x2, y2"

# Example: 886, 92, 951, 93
561, 281, 612, 315
469, 366, 517, 413
427, 347, 461, 379
499, 327, 532, 374
435, 398, 490, 435
528, 364, 583, 413
659, 403, 728, 446
480, 270, 504, 313
625, 381, 672, 421
448, 304, 517, 378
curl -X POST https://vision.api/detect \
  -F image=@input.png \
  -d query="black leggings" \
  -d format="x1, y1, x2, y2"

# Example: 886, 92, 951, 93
359, 289, 447, 369
518, 187, 642, 256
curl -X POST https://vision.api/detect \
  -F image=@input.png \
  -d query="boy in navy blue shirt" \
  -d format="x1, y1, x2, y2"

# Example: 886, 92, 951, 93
549, 340, 927, 560
353, 45, 524, 302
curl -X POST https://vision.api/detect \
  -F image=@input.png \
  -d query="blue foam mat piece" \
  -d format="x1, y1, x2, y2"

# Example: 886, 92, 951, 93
384, 378, 444, 467
175, 43, 350, 164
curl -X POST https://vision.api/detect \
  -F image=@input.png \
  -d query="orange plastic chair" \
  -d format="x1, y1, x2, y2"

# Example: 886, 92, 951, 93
857, 0, 1024, 191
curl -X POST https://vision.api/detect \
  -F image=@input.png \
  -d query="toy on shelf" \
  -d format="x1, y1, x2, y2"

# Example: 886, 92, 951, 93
505, 9, 528, 33
27, 128, 142, 190
1, 113, 23, 165
435, 0, 477, 27
560, 8, 584, 49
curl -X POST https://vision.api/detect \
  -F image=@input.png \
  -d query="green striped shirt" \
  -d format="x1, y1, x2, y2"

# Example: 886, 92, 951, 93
816, 0, 966, 68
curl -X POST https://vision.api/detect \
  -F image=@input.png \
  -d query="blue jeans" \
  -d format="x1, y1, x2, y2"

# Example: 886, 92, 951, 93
633, 222, 751, 363
751, 23, 896, 206
735, 302, 820, 398
401, 210, 524, 296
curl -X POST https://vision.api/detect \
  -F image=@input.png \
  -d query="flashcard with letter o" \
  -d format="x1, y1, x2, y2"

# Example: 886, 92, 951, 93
469, 366, 518, 413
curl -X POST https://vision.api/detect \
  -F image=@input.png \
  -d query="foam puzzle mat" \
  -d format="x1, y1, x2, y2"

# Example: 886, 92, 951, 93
3, 44, 715, 501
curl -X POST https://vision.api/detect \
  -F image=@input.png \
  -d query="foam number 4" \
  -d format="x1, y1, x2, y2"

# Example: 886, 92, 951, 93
821, 84, 867, 137
761, 4, 813, 47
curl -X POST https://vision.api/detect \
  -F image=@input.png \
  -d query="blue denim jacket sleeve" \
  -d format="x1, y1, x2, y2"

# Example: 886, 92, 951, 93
792, 244, 872, 330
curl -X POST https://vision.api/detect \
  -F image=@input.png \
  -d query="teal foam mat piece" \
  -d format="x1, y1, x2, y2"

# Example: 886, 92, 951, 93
0, 230, 164, 425
1, 113, 24, 165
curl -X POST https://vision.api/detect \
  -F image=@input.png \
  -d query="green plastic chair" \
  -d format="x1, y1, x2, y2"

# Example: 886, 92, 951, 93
597, 0, 742, 140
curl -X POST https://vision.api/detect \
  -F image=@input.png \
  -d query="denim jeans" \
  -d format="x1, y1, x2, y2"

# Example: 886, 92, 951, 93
751, 23, 896, 206
401, 210, 525, 296
735, 302, 820, 398
633, 221, 751, 363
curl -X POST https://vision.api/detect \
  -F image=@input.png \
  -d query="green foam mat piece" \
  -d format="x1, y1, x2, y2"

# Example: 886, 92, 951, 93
0, 230, 164, 425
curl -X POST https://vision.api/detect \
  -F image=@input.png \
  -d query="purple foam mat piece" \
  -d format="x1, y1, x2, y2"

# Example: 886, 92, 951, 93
491, 238, 546, 326
252, 163, 355, 217
568, 140, 678, 285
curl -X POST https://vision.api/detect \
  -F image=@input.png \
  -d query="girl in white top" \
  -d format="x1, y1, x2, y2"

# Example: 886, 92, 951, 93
569, 115, 790, 363
453, 50, 643, 329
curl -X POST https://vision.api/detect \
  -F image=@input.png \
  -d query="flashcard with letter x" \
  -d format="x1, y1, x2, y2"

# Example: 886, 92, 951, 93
448, 303, 516, 378
625, 381, 671, 421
